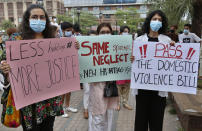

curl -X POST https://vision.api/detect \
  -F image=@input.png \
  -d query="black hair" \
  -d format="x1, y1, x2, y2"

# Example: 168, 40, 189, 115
73, 23, 81, 32
51, 25, 58, 32
87, 30, 96, 36
170, 25, 178, 30
52, 16, 56, 19
142, 10, 168, 34
97, 23, 112, 34
184, 24, 192, 29
61, 22, 73, 30
120, 26, 130, 33
20, 4, 54, 40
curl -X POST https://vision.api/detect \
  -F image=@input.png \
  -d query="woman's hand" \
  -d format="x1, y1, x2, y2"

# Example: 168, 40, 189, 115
130, 55, 135, 63
170, 41, 175, 46
0, 61, 10, 75
75, 41, 80, 50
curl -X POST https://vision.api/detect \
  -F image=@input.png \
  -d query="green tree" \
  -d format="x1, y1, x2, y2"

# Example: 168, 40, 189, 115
115, 8, 144, 33
57, 11, 98, 34
56, 14, 73, 24
1, 20, 15, 30
79, 11, 98, 34
147, 0, 202, 37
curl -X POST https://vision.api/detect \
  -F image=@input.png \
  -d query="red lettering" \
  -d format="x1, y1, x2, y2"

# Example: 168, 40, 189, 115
81, 41, 92, 56
155, 43, 182, 59
176, 45, 183, 58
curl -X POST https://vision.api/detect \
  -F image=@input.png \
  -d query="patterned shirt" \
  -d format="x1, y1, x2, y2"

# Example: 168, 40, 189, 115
0, 33, 64, 130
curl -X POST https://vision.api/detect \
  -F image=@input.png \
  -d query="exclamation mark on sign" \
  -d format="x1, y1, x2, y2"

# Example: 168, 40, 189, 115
189, 50, 196, 60
186, 48, 193, 60
143, 44, 148, 58
139, 46, 143, 58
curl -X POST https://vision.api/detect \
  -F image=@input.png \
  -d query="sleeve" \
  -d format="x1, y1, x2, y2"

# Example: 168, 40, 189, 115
192, 33, 201, 43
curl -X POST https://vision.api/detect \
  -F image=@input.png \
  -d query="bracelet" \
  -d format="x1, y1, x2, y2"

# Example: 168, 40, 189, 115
4, 82, 10, 89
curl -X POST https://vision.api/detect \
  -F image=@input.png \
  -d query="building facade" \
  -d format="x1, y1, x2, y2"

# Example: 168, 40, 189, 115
0, 0, 65, 26
64, 0, 149, 30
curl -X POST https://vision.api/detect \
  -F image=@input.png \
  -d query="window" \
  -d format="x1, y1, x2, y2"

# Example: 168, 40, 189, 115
18, 17, 22, 23
0, 3, 4, 17
140, 5, 147, 11
82, 7, 88, 11
104, 14, 111, 18
93, 7, 99, 11
104, 7, 111, 10
9, 17, 14, 22
7, 3, 13, 16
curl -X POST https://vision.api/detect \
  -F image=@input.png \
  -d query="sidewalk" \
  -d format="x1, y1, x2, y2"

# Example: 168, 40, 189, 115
0, 90, 181, 131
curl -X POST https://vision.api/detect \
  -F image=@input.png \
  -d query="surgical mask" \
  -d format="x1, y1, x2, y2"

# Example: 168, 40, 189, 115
29, 19, 46, 33
170, 30, 175, 33
150, 20, 162, 32
183, 29, 189, 34
122, 32, 129, 35
99, 34, 111, 36
53, 18, 57, 22
64, 31, 72, 37
74, 33, 81, 36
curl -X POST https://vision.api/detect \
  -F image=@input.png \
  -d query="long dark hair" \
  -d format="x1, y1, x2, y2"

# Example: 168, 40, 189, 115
20, 4, 54, 40
97, 23, 112, 34
142, 10, 168, 34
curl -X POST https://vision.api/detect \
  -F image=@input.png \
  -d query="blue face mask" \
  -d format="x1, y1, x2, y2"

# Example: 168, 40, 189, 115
183, 29, 189, 34
65, 31, 72, 37
150, 20, 162, 32
29, 19, 46, 33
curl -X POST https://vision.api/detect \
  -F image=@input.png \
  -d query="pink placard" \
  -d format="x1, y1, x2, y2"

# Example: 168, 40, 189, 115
6, 37, 80, 110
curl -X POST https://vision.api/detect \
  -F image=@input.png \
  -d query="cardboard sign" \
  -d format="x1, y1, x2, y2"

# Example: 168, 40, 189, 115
77, 35, 133, 83
6, 38, 80, 109
131, 42, 200, 94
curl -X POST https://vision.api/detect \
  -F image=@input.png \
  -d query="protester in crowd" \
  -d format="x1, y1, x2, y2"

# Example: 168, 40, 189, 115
82, 30, 97, 119
0, 4, 79, 131
166, 25, 179, 42
50, 16, 59, 27
88, 23, 119, 131
179, 24, 201, 43
60, 21, 78, 118
51, 25, 60, 38
116, 26, 133, 110
61, 22, 74, 37
132, 10, 174, 131
73, 23, 82, 36
6, 28, 17, 38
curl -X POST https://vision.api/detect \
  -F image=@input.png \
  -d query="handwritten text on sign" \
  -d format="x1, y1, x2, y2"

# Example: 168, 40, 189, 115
131, 42, 200, 94
77, 35, 132, 83
6, 38, 80, 109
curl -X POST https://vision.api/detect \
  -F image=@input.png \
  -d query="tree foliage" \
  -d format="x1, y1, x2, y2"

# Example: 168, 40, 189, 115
1, 20, 15, 30
57, 11, 98, 34
147, 0, 202, 36
115, 8, 144, 32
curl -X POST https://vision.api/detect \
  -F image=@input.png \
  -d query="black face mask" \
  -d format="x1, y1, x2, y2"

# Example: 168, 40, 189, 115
170, 30, 175, 33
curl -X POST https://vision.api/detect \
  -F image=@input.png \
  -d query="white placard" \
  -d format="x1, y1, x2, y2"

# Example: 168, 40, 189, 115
131, 41, 200, 94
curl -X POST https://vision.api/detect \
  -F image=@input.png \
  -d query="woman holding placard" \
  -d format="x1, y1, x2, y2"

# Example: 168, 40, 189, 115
88, 23, 119, 131
132, 10, 174, 131
0, 4, 79, 131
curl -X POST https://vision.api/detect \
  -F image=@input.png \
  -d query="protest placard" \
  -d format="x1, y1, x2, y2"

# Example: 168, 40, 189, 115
77, 35, 132, 83
6, 38, 80, 109
131, 41, 200, 94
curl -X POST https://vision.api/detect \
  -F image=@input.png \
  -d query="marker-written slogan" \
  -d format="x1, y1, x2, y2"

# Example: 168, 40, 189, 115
131, 42, 200, 94
77, 35, 132, 83
6, 38, 80, 109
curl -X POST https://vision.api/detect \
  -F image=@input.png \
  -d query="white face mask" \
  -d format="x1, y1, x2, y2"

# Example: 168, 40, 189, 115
99, 34, 111, 36
122, 32, 129, 35
53, 18, 57, 22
